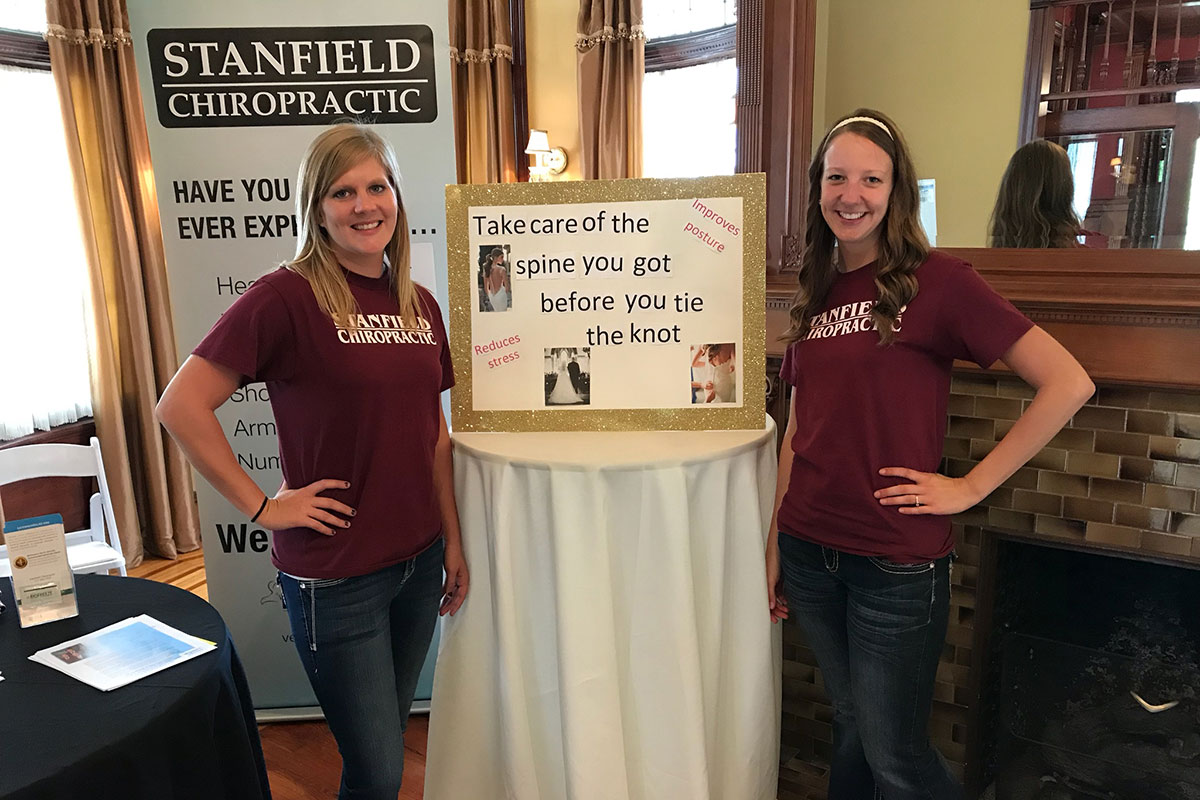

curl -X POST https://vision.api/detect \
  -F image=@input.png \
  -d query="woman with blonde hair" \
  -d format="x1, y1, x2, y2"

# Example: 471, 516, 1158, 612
157, 122, 468, 798
766, 109, 1093, 798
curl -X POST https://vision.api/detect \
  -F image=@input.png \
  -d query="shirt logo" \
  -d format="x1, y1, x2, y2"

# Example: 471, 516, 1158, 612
803, 300, 906, 341
335, 313, 437, 345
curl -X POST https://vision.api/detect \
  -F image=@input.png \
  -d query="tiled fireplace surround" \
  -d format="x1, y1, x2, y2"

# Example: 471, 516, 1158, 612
766, 249, 1200, 800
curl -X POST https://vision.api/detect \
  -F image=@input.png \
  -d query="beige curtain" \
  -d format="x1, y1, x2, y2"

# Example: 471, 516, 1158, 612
450, 0, 518, 184
46, 0, 200, 566
577, 0, 645, 179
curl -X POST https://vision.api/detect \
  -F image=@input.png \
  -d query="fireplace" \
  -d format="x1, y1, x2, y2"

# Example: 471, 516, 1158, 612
971, 536, 1200, 799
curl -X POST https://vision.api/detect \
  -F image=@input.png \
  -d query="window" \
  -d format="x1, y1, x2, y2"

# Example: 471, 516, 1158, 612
1, 0, 47, 35
1065, 139, 1098, 225
0, 5, 94, 440
642, 0, 737, 178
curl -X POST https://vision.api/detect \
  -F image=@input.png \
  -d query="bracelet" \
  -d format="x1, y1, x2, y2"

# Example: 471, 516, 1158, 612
250, 496, 269, 523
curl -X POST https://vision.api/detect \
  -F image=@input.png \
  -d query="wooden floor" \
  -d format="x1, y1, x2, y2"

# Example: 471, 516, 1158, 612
129, 549, 430, 799
258, 716, 430, 800
127, 547, 208, 600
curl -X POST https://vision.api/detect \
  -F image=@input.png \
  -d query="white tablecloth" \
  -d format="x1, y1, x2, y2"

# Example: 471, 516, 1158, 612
425, 419, 781, 800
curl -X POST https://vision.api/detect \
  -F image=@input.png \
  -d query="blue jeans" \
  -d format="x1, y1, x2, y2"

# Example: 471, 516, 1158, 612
778, 534, 962, 800
278, 538, 443, 800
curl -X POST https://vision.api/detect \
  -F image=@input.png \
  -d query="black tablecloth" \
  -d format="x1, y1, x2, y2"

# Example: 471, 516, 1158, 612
0, 574, 271, 800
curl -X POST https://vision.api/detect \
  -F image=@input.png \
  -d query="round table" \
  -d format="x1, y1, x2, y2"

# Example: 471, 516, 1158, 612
0, 574, 270, 800
425, 419, 782, 800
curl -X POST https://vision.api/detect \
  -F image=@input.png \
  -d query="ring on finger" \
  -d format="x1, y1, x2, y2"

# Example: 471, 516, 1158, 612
914, 496, 922, 507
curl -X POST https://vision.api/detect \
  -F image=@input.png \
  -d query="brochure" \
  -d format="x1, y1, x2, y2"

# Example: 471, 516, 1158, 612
27, 614, 216, 691
3, 514, 78, 627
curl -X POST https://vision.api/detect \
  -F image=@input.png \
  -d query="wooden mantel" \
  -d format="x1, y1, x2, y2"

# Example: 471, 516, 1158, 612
766, 248, 1200, 390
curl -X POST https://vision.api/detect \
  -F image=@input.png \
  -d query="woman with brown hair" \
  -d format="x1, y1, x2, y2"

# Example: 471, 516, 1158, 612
766, 109, 1094, 798
482, 246, 510, 311
989, 139, 1084, 248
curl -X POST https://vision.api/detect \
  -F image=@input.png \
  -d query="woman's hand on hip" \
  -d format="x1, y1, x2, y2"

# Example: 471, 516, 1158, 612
440, 539, 469, 616
257, 479, 355, 535
875, 467, 984, 516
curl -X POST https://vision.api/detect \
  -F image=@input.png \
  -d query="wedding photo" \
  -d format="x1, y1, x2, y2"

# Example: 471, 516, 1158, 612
477, 244, 512, 312
543, 347, 590, 406
689, 343, 737, 404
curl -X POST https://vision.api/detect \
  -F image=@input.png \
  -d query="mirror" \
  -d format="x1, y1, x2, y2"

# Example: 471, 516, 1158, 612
1001, 1, 1200, 249
1045, 127, 1181, 249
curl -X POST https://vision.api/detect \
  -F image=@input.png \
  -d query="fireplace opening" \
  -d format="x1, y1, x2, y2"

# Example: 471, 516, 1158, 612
976, 539, 1200, 800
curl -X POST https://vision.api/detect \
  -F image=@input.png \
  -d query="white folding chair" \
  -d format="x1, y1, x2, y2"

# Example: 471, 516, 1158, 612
0, 436, 126, 578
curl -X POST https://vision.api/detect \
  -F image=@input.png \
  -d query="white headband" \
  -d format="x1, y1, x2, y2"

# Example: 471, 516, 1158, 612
829, 116, 893, 140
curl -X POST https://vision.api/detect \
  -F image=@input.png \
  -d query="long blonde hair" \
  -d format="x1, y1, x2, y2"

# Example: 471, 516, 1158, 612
781, 108, 929, 346
288, 123, 423, 327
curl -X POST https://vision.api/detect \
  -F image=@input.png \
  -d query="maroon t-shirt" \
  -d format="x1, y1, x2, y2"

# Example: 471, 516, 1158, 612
194, 266, 454, 578
778, 251, 1033, 561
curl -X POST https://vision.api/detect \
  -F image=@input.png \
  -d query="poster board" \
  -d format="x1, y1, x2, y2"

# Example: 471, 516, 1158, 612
446, 175, 766, 431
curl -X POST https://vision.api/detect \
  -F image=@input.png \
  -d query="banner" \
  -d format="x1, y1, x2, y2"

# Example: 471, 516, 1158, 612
446, 176, 766, 431
127, 1, 457, 710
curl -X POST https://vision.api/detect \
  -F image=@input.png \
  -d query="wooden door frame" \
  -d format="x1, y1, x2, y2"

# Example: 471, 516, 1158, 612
737, 0, 817, 289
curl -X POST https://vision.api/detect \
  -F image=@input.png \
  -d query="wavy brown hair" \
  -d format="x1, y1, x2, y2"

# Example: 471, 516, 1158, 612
989, 140, 1082, 248
287, 123, 423, 328
483, 247, 504, 279
781, 108, 929, 346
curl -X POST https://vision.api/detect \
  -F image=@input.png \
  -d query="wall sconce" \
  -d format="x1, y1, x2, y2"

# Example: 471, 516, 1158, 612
1110, 157, 1123, 180
525, 129, 568, 181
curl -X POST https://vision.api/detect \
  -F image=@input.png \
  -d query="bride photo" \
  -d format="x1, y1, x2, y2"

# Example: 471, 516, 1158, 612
477, 244, 511, 312
544, 347, 590, 406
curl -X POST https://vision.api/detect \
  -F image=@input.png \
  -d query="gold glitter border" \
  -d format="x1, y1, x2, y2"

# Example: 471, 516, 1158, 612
445, 175, 766, 432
